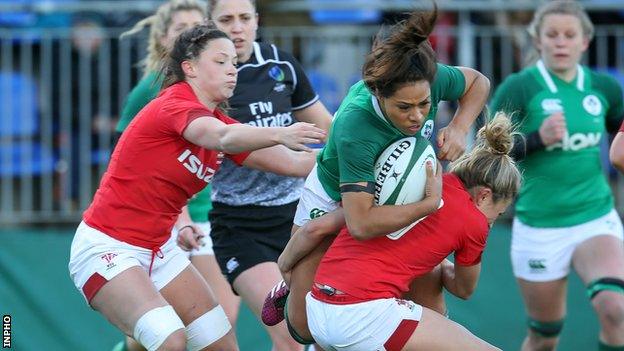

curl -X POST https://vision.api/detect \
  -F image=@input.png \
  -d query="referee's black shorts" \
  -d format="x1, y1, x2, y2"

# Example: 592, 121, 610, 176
209, 201, 297, 289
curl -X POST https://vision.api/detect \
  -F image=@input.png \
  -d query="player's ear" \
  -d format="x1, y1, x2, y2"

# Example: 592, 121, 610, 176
475, 187, 493, 206
181, 60, 197, 78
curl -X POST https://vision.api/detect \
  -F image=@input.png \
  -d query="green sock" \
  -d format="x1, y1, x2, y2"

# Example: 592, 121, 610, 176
599, 341, 624, 351
111, 340, 128, 351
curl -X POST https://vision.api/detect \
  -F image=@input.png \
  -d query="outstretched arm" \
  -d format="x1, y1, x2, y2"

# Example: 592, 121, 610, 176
242, 146, 319, 178
278, 209, 345, 284
184, 117, 326, 154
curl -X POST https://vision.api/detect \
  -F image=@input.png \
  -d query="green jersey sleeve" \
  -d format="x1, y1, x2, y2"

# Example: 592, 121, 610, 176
593, 72, 624, 131
334, 110, 379, 184
432, 64, 466, 102
490, 73, 527, 125
115, 72, 161, 133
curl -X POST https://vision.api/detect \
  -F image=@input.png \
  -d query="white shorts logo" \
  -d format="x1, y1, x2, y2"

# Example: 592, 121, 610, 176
582, 95, 602, 116
226, 257, 239, 273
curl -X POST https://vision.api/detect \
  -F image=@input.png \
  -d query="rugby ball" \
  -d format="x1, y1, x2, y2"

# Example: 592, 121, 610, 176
374, 136, 437, 239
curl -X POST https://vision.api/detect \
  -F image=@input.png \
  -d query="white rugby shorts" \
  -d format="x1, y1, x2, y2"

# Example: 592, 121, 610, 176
306, 292, 422, 351
69, 221, 190, 304
511, 209, 624, 282
293, 165, 340, 227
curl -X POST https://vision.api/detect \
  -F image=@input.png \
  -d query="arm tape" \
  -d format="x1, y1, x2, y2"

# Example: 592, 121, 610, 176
340, 182, 375, 194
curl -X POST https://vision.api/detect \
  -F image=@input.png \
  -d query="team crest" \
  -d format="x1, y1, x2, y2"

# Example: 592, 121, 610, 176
421, 120, 434, 139
541, 98, 563, 114
268, 66, 285, 82
582, 95, 602, 116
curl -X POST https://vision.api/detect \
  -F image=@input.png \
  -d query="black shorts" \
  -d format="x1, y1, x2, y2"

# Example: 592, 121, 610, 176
209, 201, 297, 287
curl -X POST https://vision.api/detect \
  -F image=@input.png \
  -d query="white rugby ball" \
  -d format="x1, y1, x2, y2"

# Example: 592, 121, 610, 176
373, 136, 436, 239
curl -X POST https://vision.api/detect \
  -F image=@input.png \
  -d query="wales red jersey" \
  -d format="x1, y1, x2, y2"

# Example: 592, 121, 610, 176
314, 174, 489, 300
84, 82, 248, 249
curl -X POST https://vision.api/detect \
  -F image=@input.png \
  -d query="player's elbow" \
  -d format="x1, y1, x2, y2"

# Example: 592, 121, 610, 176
346, 222, 373, 241
610, 150, 624, 173
454, 282, 477, 300
305, 219, 336, 241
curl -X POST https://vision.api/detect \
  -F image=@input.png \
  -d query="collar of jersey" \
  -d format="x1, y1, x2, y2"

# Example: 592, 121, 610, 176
536, 59, 585, 93
371, 94, 406, 131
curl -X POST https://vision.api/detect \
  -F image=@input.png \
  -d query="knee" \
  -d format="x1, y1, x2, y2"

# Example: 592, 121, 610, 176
157, 331, 186, 351
134, 305, 185, 351
594, 294, 624, 328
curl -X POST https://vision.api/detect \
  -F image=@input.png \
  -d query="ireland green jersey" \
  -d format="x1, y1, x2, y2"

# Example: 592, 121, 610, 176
317, 64, 466, 201
491, 61, 624, 227
117, 71, 212, 222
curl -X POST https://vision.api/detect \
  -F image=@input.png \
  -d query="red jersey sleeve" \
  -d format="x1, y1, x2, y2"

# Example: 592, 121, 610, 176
454, 225, 488, 266
158, 99, 214, 136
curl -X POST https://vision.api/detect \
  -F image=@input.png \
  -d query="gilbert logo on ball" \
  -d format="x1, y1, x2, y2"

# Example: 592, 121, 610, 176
374, 137, 437, 240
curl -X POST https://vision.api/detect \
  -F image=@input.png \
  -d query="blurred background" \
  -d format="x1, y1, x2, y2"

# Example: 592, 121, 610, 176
1, 0, 624, 350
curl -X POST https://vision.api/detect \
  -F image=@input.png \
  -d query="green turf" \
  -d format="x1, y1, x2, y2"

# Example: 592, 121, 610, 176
0, 223, 601, 350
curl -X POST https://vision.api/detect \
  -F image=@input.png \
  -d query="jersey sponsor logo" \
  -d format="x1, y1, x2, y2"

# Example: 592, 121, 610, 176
274, 83, 286, 92
541, 98, 564, 114
226, 257, 239, 273
421, 120, 434, 140
177, 149, 218, 183
582, 94, 602, 116
374, 140, 412, 204
309, 208, 327, 219
528, 258, 546, 272
545, 131, 601, 152
248, 101, 294, 127
268, 66, 285, 82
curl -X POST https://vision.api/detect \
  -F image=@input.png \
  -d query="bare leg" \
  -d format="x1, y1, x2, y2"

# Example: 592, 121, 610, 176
572, 235, 624, 346
191, 254, 241, 327
233, 262, 304, 351
517, 278, 567, 351
403, 264, 447, 315
403, 307, 501, 350
160, 265, 238, 351
287, 236, 335, 341
90, 266, 186, 351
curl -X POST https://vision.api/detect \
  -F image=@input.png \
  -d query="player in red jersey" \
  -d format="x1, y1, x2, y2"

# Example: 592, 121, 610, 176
68, 25, 325, 351
264, 112, 520, 350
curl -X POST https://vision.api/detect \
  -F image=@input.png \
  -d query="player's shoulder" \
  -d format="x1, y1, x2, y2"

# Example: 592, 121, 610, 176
588, 68, 622, 92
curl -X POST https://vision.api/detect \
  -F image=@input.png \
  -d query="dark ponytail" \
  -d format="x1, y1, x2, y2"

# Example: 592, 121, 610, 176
363, 3, 438, 98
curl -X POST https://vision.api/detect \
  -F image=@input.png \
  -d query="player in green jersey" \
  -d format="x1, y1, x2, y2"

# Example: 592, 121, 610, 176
111, 2, 239, 350
261, 5, 491, 345
491, 2, 624, 350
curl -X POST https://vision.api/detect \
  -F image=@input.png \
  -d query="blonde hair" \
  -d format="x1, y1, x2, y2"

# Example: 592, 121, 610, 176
449, 112, 522, 203
122, 0, 207, 75
525, 0, 594, 65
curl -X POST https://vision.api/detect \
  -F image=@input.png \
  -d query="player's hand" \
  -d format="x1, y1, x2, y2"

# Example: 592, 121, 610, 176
539, 112, 567, 146
176, 224, 205, 251
437, 124, 468, 161
424, 160, 443, 213
278, 122, 326, 152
